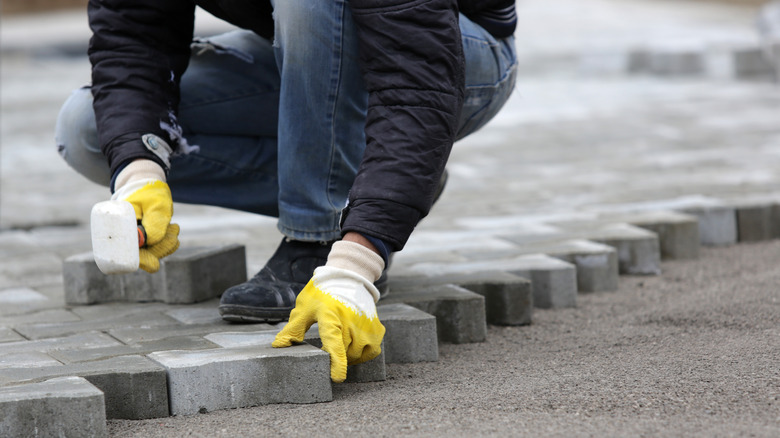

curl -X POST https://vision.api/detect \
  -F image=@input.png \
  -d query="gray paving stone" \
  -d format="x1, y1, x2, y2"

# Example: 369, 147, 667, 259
109, 322, 276, 344
49, 335, 219, 364
204, 330, 280, 348
380, 284, 486, 344
0, 355, 169, 420
165, 307, 223, 325
376, 304, 438, 363
404, 254, 577, 309
148, 344, 331, 416
497, 238, 618, 293
0, 376, 107, 438
303, 326, 386, 383
0, 327, 24, 343
0, 352, 62, 369
0, 332, 121, 355
679, 205, 738, 246
63, 244, 246, 305
629, 47, 704, 76
0, 287, 49, 304
600, 211, 700, 260
14, 310, 177, 340
554, 222, 661, 275
0, 308, 81, 326
389, 272, 533, 325
159, 245, 247, 304
345, 348, 386, 383
734, 202, 776, 242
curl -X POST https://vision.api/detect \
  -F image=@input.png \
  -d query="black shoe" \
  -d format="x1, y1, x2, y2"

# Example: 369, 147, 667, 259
219, 237, 390, 323
219, 238, 334, 323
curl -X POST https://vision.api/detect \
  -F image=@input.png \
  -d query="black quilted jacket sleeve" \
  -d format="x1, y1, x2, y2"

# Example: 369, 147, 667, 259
88, 0, 196, 176
340, 0, 466, 251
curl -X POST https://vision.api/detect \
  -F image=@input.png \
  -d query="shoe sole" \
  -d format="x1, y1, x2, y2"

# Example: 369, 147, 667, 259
218, 304, 293, 324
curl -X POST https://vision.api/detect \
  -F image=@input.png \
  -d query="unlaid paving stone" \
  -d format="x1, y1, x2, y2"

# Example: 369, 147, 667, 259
0, 377, 107, 438
376, 304, 438, 363
380, 284, 486, 344
0, 332, 121, 355
733, 202, 777, 242
63, 244, 247, 305
552, 222, 661, 275
14, 310, 177, 340
109, 322, 276, 344
148, 344, 331, 416
303, 326, 386, 383
495, 237, 618, 293
0, 327, 24, 343
628, 47, 704, 76
405, 254, 577, 309
598, 211, 700, 260
160, 245, 247, 304
49, 335, 219, 364
0, 355, 169, 420
388, 272, 533, 326
678, 205, 737, 246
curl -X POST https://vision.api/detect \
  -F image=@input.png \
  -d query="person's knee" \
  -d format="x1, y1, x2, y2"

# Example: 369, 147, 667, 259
55, 87, 111, 186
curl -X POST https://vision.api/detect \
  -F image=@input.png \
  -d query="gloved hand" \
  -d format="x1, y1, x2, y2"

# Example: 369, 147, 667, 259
273, 240, 385, 382
111, 159, 180, 273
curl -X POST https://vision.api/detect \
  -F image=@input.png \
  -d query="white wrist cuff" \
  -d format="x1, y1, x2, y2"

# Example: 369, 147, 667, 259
326, 240, 385, 285
114, 159, 166, 192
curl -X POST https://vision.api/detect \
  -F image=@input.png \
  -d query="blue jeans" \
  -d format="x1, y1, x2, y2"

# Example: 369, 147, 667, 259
56, 1, 517, 241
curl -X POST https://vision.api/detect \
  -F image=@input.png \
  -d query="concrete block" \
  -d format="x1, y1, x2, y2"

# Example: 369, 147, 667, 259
629, 47, 704, 76
63, 244, 246, 305
0, 352, 62, 369
380, 285, 486, 344
735, 203, 775, 242
679, 205, 737, 246
732, 46, 775, 78
376, 304, 438, 363
109, 322, 276, 344
159, 245, 247, 304
148, 344, 331, 416
554, 222, 661, 275
0, 327, 24, 343
0, 332, 121, 355
49, 335, 218, 364
0, 377, 107, 438
1, 308, 81, 327
14, 310, 177, 340
303, 326, 386, 383
600, 211, 700, 260
0, 356, 169, 420
389, 271, 532, 325
497, 237, 618, 293
405, 254, 577, 309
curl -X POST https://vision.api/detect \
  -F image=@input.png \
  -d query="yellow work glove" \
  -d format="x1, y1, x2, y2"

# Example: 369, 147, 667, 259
273, 240, 385, 382
111, 159, 180, 273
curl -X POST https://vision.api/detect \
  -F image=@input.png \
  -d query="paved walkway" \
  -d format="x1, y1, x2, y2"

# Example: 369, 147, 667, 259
1, 0, 779, 436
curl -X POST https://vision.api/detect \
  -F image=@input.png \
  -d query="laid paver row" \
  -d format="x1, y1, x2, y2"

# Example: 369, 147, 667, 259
4, 198, 780, 436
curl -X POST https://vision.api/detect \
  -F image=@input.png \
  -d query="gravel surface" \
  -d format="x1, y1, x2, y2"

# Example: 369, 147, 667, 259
108, 241, 780, 437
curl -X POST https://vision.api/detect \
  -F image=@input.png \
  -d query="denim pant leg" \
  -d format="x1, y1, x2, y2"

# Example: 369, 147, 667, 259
457, 14, 518, 140
270, 0, 367, 241
55, 30, 283, 217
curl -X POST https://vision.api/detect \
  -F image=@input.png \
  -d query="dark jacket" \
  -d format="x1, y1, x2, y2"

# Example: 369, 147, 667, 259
88, 0, 516, 251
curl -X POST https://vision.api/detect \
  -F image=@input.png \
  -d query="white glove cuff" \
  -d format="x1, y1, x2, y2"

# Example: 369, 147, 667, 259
114, 159, 166, 192
326, 240, 385, 284
313, 265, 381, 308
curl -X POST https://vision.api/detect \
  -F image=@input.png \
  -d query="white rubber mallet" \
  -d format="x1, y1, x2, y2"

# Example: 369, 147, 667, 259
90, 200, 147, 274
